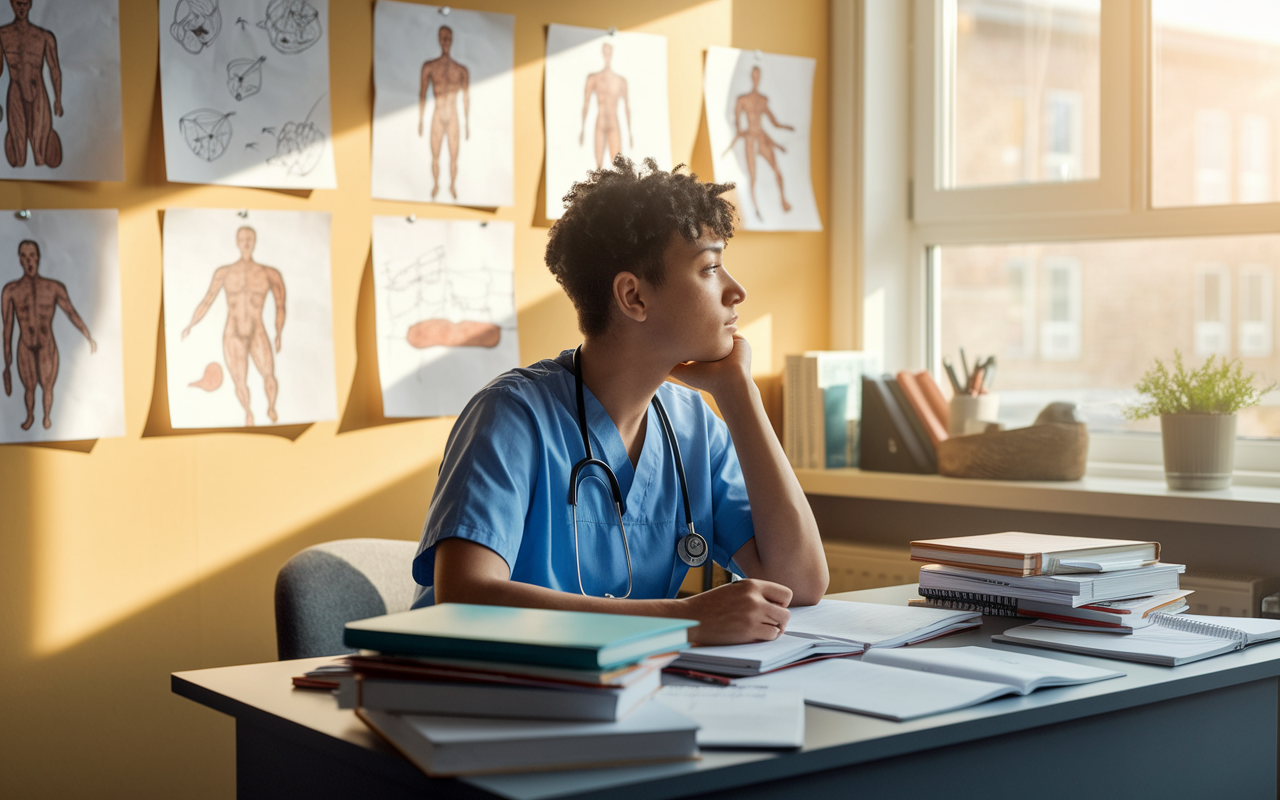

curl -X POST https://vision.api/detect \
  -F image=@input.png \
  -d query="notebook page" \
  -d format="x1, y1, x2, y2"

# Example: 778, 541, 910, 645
654, 686, 804, 748
997, 623, 1240, 664
1167, 615, 1280, 644
861, 645, 1124, 694
736, 658, 1016, 721
788, 600, 980, 646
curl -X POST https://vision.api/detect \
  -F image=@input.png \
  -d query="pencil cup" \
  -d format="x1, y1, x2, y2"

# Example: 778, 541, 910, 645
949, 393, 1000, 437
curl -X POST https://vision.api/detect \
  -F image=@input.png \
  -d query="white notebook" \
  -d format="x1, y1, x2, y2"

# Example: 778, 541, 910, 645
669, 600, 981, 676
736, 646, 1122, 721
654, 685, 804, 748
994, 614, 1280, 666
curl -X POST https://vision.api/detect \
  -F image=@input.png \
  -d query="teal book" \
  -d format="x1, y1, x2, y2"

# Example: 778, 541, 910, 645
344, 604, 696, 670
823, 384, 850, 468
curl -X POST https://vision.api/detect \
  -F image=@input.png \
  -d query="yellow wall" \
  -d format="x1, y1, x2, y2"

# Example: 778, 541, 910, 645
0, 1, 829, 796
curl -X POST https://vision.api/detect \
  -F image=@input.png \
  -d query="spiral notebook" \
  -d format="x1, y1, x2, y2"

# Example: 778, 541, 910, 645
993, 613, 1280, 666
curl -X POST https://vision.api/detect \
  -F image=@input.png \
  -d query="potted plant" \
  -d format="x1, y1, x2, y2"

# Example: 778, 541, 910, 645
1124, 351, 1276, 490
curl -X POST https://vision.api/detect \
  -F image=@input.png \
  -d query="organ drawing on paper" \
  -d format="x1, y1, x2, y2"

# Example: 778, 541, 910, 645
372, 216, 517, 418
371, 1, 514, 207
159, 0, 335, 190
163, 208, 337, 428
543, 24, 671, 219
703, 46, 821, 232
0, 210, 124, 443
0, 0, 123, 182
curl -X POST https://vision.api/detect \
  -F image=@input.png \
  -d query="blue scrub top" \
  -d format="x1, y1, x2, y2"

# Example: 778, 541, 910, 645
411, 350, 756, 607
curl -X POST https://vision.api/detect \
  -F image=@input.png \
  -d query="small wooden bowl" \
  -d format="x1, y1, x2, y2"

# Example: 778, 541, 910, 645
936, 422, 1089, 481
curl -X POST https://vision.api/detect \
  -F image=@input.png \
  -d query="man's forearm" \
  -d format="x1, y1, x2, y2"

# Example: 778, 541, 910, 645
714, 381, 828, 604
436, 576, 688, 621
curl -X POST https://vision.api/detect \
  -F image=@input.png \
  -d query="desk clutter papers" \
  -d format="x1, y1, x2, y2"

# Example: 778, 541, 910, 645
994, 614, 1280, 666
910, 532, 1161, 577
654, 686, 805, 749
357, 702, 699, 777
735, 646, 1123, 721
669, 599, 981, 677
918, 561, 1185, 607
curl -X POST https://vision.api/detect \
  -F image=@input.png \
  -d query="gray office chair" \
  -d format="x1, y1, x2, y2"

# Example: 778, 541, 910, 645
274, 538, 420, 660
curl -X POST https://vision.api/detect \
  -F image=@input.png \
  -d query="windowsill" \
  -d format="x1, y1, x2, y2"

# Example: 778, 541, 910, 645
796, 467, 1280, 529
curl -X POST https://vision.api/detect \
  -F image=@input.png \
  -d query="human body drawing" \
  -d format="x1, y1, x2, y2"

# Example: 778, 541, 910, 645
0, 0, 62, 169
2, 240, 95, 431
181, 227, 286, 427
579, 42, 630, 169
726, 66, 793, 217
418, 26, 469, 200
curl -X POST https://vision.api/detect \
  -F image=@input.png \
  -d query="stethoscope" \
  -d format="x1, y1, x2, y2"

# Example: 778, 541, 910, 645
568, 345, 709, 599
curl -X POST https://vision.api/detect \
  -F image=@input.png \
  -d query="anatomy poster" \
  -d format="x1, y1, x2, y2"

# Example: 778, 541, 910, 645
544, 25, 671, 220
372, 2, 514, 208
0, 0, 124, 182
372, 216, 517, 418
162, 208, 336, 428
704, 47, 821, 232
159, 0, 336, 190
0, 210, 124, 443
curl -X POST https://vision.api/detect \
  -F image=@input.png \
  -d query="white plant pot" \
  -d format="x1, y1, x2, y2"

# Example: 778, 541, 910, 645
1160, 413, 1237, 491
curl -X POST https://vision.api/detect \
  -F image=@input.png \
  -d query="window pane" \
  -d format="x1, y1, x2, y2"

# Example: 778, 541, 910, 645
947, 0, 1101, 188
1152, 0, 1280, 207
938, 237, 1280, 438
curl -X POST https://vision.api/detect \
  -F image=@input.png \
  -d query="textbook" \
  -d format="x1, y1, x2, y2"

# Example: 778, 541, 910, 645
345, 652, 675, 688
357, 700, 699, 776
911, 532, 1161, 577
913, 589, 1193, 630
344, 604, 695, 670
994, 614, 1280, 666
669, 600, 981, 676
336, 668, 661, 721
737, 647, 1123, 721
918, 562, 1185, 607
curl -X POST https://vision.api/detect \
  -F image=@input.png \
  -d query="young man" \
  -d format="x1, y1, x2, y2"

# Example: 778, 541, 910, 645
410, 157, 828, 645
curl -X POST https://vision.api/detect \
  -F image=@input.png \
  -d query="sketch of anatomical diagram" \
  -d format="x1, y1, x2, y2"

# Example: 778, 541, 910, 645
580, 41, 631, 169
171, 0, 222, 54
0, 0, 63, 169
181, 226, 286, 427
259, 0, 322, 55
419, 25, 469, 201
1, 240, 95, 431
381, 245, 502, 354
180, 108, 233, 161
726, 65, 795, 218
267, 93, 325, 176
227, 56, 265, 101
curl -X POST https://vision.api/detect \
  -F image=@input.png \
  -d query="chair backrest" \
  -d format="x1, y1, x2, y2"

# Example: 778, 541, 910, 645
274, 538, 420, 661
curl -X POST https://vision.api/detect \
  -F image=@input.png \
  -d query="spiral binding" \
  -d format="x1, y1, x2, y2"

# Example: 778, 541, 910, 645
917, 588, 1022, 617
1149, 612, 1248, 646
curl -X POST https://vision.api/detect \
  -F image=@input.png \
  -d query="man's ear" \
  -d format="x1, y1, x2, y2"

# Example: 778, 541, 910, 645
612, 271, 648, 323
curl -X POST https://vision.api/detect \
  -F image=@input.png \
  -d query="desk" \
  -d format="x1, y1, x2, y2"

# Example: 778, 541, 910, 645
173, 585, 1280, 799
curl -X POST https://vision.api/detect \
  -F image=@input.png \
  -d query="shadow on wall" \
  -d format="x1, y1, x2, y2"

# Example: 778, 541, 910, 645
0, 446, 442, 799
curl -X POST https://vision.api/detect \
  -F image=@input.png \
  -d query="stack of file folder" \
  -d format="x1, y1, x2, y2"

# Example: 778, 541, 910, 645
337, 604, 701, 776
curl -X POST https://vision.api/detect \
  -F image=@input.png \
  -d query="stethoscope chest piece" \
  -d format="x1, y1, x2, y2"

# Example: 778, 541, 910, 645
676, 530, 709, 567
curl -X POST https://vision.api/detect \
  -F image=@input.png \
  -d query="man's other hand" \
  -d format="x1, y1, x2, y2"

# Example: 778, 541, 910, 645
678, 577, 792, 646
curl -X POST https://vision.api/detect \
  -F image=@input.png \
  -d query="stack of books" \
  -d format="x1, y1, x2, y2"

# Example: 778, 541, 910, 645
783, 351, 881, 469
336, 604, 701, 776
858, 371, 952, 474
909, 532, 1192, 632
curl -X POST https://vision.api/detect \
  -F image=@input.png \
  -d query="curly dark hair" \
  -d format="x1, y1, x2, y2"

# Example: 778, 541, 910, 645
545, 156, 736, 339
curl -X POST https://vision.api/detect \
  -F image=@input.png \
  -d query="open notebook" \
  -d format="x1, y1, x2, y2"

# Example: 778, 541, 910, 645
994, 614, 1280, 666
736, 646, 1123, 721
669, 600, 981, 677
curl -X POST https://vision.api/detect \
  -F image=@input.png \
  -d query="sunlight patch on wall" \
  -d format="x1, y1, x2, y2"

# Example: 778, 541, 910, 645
739, 312, 773, 375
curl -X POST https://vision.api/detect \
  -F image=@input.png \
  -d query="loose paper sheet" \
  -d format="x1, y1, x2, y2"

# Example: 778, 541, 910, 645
372, 216, 517, 418
0, 1, 123, 182
703, 46, 821, 231
372, 1, 514, 207
159, 0, 336, 189
163, 208, 337, 428
0, 210, 124, 443
544, 25, 672, 219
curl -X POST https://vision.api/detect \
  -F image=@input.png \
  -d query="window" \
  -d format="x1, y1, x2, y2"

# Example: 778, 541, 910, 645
912, 0, 1280, 469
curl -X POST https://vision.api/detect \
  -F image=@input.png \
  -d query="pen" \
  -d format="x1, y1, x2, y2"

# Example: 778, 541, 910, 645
942, 357, 962, 393
984, 357, 997, 389
662, 668, 733, 686
959, 347, 970, 386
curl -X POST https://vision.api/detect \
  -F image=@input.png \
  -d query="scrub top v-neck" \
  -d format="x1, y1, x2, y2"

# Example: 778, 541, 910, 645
410, 350, 756, 608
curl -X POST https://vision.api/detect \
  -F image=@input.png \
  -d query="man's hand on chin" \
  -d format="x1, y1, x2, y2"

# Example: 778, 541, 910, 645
669, 336, 753, 400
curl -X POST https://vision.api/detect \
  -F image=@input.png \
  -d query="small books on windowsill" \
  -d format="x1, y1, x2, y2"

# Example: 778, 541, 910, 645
994, 614, 1280, 666
343, 603, 695, 670
735, 646, 1123, 721
357, 701, 699, 776
911, 532, 1161, 577
668, 599, 981, 677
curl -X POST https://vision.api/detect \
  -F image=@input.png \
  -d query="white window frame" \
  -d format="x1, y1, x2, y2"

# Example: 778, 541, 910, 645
834, 0, 1280, 477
